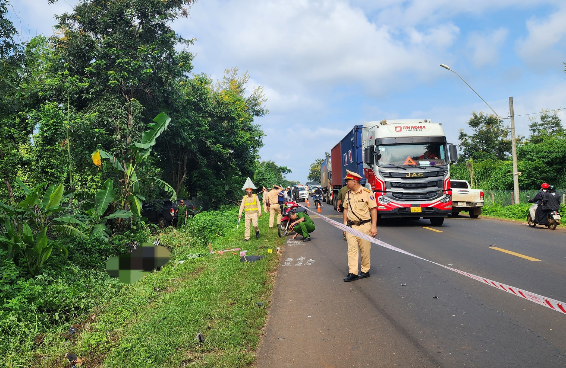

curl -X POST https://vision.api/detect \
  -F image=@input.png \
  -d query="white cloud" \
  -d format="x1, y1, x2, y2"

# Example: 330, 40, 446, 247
467, 28, 508, 68
176, 0, 460, 96
7, 0, 78, 41
372, 0, 563, 28
516, 6, 566, 71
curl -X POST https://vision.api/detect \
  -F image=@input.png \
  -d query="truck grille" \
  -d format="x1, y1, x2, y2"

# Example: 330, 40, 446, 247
390, 181, 441, 189
391, 191, 443, 200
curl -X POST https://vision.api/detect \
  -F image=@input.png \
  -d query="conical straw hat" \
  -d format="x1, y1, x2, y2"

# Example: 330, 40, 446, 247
242, 177, 257, 190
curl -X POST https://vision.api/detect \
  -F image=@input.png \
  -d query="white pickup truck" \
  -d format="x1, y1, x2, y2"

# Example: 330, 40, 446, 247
450, 180, 484, 218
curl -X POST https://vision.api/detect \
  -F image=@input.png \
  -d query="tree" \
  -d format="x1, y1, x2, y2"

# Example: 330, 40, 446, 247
0, 0, 31, 201
458, 112, 511, 162
528, 109, 563, 144
254, 161, 291, 190
49, 0, 196, 174
307, 158, 324, 182
156, 68, 267, 205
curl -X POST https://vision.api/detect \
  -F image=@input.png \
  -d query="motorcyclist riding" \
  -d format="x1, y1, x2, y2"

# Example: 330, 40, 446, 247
528, 183, 560, 225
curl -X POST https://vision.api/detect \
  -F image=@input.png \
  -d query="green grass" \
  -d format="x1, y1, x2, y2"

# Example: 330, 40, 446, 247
3, 207, 284, 368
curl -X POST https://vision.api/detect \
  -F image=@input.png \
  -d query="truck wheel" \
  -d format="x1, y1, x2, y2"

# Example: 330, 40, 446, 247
430, 217, 444, 226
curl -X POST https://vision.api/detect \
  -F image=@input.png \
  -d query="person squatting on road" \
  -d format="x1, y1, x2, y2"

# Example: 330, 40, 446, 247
289, 210, 315, 242
342, 170, 377, 282
267, 185, 283, 228
238, 178, 262, 241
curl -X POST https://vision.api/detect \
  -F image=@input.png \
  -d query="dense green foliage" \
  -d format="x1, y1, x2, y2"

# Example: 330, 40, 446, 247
451, 110, 566, 190
0, 0, 270, 208
253, 160, 294, 189
0, 1, 289, 365
307, 158, 324, 183
1, 206, 282, 367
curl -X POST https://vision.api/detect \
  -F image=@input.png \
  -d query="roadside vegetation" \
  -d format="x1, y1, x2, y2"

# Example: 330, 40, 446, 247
0, 1, 292, 367
2, 207, 284, 367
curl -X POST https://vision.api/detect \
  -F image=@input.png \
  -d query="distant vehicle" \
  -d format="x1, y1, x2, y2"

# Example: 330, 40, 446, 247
309, 184, 321, 195
298, 188, 309, 202
450, 180, 484, 218
141, 198, 195, 228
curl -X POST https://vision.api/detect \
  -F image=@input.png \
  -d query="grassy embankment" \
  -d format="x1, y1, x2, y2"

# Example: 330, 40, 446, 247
3, 206, 284, 367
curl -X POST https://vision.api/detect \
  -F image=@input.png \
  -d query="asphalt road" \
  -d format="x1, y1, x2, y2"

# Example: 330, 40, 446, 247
255, 202, 566, 368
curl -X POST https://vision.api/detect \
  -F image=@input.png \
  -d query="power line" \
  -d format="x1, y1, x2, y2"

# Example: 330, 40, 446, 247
497, 107, 565, 120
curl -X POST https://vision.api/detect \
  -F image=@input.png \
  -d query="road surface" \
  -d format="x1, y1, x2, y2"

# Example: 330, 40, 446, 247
256, 204, 566, 367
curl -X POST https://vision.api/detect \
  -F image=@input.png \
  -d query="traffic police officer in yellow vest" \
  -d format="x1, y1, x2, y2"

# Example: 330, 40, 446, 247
238, 178, 262, 241
267, 185, 283, 228
342, 170, 377, 282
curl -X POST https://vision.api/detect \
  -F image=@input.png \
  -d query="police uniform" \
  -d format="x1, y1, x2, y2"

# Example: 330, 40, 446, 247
262, 189, 269, 213
268, 185, 283, 228
342, 170, 377, 280
336, 185, 349, 210
239, 192, 261, 240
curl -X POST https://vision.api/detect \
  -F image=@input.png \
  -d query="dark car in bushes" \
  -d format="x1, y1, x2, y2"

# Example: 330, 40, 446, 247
141, 199, 195, 228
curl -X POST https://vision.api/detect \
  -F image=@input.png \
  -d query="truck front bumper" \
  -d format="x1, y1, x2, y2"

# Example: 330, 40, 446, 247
376, 206, 451, 218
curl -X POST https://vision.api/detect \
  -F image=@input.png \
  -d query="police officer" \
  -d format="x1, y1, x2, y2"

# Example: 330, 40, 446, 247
342, 170, 377, 282
261, 187, 269, 213
289, 210, 315, 242
267, 185, 283, 228
238, 178, 262, 241
335, 183, 348, 212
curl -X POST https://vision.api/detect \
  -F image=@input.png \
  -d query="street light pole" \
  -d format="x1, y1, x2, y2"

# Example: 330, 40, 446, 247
440, 64, 519, 203
509, 97, 519, 204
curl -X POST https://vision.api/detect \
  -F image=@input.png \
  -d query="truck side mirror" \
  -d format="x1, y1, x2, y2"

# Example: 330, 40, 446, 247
448, 144, 458, 163
364, 146, 374, 165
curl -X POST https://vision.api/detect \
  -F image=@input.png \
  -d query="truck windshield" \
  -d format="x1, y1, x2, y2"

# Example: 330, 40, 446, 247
377, 143, 447, 166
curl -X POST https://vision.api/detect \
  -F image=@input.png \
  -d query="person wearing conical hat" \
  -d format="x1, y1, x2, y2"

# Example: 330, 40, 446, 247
267, 185, 283, 228
342, 170, 377, 282
238, 178, 261, 241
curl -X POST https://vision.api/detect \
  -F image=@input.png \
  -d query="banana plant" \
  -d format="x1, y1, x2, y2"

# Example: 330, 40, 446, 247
87, 179, 132, 240
0, 179, 82, 274
92, 112, 177, 217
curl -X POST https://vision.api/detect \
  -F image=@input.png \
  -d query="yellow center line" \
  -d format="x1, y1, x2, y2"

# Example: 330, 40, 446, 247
423, 227, 443, 233
490, 247, 541, 262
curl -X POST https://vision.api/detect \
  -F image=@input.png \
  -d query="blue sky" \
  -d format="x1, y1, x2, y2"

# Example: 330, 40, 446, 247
8, 0, 566, 183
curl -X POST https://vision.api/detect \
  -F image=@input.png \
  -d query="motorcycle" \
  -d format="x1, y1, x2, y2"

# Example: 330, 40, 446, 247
278, 201, 300, 237
527, 203, 561, 230
313, 193, 322, 209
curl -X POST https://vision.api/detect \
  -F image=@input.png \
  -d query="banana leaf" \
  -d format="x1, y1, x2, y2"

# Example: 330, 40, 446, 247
95, 179, 116, 217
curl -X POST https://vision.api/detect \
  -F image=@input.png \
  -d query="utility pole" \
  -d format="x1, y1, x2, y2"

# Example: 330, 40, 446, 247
509, 97, 519, 204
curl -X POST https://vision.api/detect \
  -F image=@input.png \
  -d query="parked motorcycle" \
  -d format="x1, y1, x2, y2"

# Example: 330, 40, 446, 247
278, 201, 300, 237
527, 203, 561, 230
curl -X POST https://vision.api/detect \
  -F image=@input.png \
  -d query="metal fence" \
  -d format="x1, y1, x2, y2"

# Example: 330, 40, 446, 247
483, 189, 566, 206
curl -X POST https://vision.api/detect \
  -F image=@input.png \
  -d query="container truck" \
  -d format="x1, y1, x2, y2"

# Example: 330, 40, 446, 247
320, 155, 331, 203
361, 119, 457, 225
329, 125, 364, 209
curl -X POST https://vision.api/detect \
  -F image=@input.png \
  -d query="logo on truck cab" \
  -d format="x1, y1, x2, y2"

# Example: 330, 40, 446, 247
394, 125, 426, 132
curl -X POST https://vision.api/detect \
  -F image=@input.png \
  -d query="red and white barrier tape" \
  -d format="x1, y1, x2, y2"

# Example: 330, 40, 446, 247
299, 204, 566, 315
